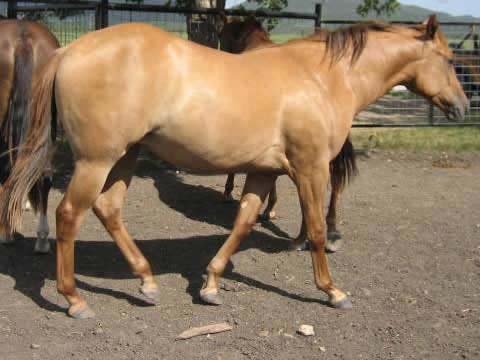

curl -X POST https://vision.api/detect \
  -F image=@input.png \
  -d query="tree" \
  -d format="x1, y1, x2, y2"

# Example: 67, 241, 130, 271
356, 0, 400, 17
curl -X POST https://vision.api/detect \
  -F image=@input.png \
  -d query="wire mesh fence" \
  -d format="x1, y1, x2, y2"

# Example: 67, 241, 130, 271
320, 21, 480, 126
1, 1, 479, 127
0, 1, 6, 17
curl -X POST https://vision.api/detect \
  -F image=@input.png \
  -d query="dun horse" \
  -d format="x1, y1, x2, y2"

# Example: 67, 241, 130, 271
0, 19, 59, 253
219, 17, 358, 252
0, 16, 468, 318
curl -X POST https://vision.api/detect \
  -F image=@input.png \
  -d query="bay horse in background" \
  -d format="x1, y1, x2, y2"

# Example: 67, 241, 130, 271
0, 19, 59, 253
0, 16, 468, 318
219, 16, 358, 252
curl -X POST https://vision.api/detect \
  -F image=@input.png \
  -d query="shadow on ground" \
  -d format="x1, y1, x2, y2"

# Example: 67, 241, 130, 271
0, 229, 323, 315
52, 146, 290, 238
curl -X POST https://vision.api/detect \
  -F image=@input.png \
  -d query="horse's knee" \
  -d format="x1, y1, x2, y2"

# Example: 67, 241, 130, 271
93, 198, 123, 232
56, 201, 76, 228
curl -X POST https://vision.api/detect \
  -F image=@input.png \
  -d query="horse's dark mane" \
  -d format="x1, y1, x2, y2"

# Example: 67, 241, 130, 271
309, 21, 395, 64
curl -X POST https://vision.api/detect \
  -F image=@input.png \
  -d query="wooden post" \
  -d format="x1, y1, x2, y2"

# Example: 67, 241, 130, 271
314, 3, 322, 30
95, 0, 108, 30
428, 103, 434, 125
7, 0, 17, 19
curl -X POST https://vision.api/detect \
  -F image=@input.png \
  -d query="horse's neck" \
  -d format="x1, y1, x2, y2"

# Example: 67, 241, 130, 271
245, 31, 272, 51
345, 33, 421, 113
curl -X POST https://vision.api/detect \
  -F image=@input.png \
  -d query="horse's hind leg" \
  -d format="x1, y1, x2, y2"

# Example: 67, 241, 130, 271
56, 161, 114, 319
34, 176, 52, 254
260, 180, 278, 220
201, 174, 275, 305
0, 184, 14, 245
325, 182, 343, 253
223, 173, 235, 201
0, 221, 14, 245
92, 146, 159, 303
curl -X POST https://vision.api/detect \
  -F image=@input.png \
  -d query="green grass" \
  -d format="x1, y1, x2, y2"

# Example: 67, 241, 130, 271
351, 127, 480, 153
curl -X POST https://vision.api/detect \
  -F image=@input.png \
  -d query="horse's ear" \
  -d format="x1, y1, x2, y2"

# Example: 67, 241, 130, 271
423, 14, 439, 40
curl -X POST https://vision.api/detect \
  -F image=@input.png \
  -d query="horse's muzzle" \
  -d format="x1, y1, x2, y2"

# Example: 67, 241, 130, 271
445, 98, 470, 122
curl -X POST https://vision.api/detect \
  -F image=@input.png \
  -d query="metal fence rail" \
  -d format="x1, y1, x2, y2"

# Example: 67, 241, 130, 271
1, 0, 479, 127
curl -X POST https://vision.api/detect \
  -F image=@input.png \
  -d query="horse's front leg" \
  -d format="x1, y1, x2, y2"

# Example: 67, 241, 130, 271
294, 161, 351, 309
201, 174, 276, 305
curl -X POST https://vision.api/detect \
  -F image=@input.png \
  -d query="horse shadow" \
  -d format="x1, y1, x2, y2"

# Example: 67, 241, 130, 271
51, 146, 291, 239
1, 230, 326, 314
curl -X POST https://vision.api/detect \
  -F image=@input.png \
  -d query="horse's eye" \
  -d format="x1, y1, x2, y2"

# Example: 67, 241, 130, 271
447, 58, 454, 66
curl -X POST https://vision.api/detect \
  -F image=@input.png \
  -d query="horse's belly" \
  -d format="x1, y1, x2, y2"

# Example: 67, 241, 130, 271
141, 131, 286, 175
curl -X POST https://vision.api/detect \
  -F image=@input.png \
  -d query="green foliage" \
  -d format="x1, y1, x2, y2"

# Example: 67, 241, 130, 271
352, 128, 480, 153
356, 0, 400, 17
255, 0, 288, 30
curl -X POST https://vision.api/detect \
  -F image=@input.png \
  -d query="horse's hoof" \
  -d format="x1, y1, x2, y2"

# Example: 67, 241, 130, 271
139, 284, 160, 305
326, 235, 343, 253
289, 240, 309, 251
200, 290, 223, 305
223, 193, 234, 203
68, 304, 96, 319
331, 297, 352, 310
327, 231, 342, 241
34, 238, 51, 254
260, 210, 276, 221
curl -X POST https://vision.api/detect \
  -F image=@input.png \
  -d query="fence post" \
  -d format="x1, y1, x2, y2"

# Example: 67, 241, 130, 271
7, 0, 17, 19
314, 3, 322, 30
428, 103, 434, 125
95, 0, 109, 30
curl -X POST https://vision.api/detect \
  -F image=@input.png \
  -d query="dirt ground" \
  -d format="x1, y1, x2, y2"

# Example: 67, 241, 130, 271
0, 151, 479, 360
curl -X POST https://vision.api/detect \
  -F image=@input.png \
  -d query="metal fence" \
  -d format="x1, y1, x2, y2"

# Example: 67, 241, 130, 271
1, 1, 479, 127
319, 20, 480, 127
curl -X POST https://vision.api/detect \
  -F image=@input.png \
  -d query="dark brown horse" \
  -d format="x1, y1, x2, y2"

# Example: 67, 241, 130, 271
0, 19, 59, 253
0, 16, 467, 318
219, 17, 358, 252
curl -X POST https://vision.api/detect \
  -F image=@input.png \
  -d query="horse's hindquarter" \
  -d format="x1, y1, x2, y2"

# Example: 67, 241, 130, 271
0, 41, 13, 126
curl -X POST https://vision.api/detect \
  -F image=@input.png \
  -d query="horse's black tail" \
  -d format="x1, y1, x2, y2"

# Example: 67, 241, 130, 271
329, 136, 358, 192
0, 29, 34, 185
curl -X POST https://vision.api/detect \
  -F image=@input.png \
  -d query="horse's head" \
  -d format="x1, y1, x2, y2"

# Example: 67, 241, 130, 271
218, 16, 268, 53
404, 15, 469, 121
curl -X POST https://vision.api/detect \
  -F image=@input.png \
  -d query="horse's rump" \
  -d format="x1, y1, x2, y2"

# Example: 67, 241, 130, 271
0, 24, 34, 184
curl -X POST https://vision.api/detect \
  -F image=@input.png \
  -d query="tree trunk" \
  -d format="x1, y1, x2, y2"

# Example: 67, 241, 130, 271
187, 0, 225, 49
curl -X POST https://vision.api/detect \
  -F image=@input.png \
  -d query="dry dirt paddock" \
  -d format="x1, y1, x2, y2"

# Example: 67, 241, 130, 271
0, 152, 479, 360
